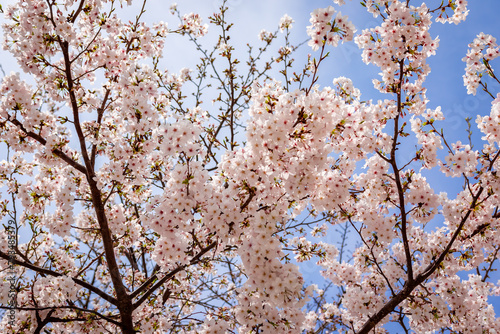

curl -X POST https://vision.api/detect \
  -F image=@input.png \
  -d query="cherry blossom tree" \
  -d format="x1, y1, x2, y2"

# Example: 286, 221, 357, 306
0, 0, 499, 333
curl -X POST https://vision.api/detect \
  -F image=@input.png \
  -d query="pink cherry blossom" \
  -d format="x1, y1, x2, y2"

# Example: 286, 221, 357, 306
0, 1, 499, 334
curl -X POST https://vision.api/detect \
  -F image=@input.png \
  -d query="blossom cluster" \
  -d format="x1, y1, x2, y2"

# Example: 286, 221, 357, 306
180, 12, 209, 37
0, 0, 499, 333
439, 141, 478, 177
355, 2, 438, 94
435, 0, 469, 25
279, 14, 294, 32
307, 6, 355, 51
463, 33, 500, 95
477, 93, 500, 144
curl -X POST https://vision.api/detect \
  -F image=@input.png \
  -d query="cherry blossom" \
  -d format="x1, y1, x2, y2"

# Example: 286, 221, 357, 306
463, 33, 500, 95
0, 0, 499, 334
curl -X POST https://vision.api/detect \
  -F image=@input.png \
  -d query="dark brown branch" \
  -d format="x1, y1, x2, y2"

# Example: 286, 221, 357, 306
390, 59, 414, 284
74, 251, 105, 278
481, 245, 500, 282
90, 88, 111, 168
9, 118, 86, 175
358, 186, 485, 334
132, 241, 216, 310
2, 305, 122, 327
0, 250, 117, 305
58, 30, 134, 332
69, 0, 86, 23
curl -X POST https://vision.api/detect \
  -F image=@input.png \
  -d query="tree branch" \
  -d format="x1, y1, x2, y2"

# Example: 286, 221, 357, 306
131, 241, 216, 309
9, 118, 86, 175
0, 250, 117, 305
